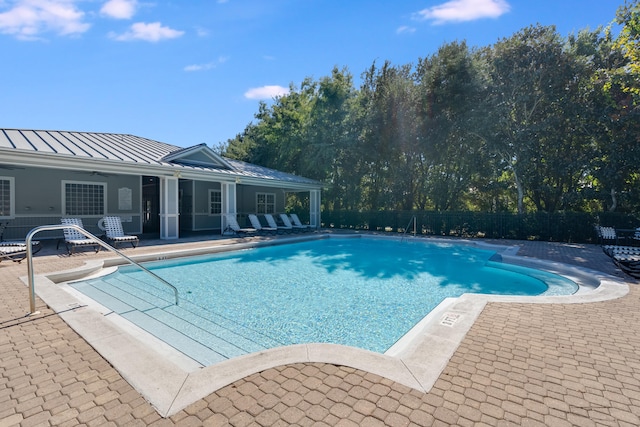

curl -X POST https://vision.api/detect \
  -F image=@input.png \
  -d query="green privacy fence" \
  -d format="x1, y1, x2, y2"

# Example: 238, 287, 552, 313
321, 211, 640, 243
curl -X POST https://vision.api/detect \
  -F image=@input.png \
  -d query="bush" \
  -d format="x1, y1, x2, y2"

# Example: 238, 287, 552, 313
321, 210, 640, 243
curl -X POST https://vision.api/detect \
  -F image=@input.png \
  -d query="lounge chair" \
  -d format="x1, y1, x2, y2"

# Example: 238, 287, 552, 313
225, 214, 257, 237
596, 226, 618, 245
248, 214, 278, 235
612, 253, 640, 278
289, 213, 314, 231
0, 241, 41, 261
0, 244, 28, 263
602, 245, 640, 258
58, 218, 101, 254
264, 214, 291, 234
0, 220, 42, 260
279, 213, 306, 232
102, 216, 139, 249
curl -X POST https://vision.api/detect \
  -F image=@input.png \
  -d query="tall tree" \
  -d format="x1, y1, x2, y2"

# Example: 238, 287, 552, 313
416, 41, 489, 211
304, 67, 359, 210
592, 0, 640, 211
484, 25, 580, 213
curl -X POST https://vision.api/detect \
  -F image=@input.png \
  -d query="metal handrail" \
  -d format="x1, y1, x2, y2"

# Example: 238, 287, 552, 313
401, 215, 417, 241
25, 224, 179, 315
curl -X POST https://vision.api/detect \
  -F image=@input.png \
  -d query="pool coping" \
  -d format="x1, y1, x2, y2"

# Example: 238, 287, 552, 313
27, 235, 630, 417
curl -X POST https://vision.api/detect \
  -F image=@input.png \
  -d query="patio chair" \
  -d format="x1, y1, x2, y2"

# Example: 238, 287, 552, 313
102, 216, 139, 249
289, 213, 314, 231
279, 213, 306, 232
0, 244, 28, 263
224, 214, 257, 237
595, 225, 618, 245
612, 253, 640, 279
58, 218, 101, 255
0, 220, 42, 259
603, 245, 640, 258
248, 214, 278, 235
264, 214, 291, 234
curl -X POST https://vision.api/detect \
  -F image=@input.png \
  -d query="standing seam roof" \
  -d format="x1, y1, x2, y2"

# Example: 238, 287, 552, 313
0, 129, 322, 186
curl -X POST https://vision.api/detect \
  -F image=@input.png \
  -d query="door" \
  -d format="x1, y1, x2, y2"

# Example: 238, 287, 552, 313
142, 176, 160, 234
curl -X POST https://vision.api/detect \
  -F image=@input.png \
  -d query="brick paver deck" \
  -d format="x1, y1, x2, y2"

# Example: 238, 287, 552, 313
1, 235, 638, 426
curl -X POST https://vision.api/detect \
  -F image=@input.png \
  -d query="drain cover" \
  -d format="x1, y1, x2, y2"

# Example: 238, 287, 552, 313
440, 313, 460, 327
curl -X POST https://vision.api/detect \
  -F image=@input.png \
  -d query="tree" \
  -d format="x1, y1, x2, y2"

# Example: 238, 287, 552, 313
484, 25, 585, 213
415, 41, 489, 211
222, 6, 640, 216
354, 61, 424, 211
588, 1, 640, 212
304, 66, 359, 210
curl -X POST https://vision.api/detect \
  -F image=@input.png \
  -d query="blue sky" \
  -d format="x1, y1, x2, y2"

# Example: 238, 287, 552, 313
0, 0, 624, 149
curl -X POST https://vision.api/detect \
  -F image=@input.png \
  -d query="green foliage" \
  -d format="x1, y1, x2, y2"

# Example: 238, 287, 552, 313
223, 1, 640, 215
321, 210, 640, 244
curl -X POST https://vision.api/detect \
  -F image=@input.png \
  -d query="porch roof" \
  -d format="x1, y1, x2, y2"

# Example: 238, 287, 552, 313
0, 129, 321, 190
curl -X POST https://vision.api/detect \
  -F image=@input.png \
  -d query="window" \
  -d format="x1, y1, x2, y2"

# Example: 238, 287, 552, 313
256, 192, 275, 214
63, 181, 105, 216
0, 177, 14, 218
209, 189, 222, 215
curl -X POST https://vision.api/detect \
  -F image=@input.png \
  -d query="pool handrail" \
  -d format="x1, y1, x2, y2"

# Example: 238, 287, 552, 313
401, 215, 417, 241
25, 224, 179, 315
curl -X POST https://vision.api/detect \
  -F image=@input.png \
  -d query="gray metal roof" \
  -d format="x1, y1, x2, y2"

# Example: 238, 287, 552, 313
0, 129, 321, 189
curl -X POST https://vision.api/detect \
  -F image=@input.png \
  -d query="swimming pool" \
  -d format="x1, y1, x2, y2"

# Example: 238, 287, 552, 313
68, 236, 578, 365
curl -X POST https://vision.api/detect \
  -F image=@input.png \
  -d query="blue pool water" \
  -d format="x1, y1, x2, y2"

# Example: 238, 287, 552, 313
69, 237, 578, 364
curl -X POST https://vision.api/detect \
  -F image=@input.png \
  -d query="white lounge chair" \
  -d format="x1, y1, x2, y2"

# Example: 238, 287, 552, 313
0, 244, 28, 263
264, 214, 291, 233
225, 214, 257, 237
0, 220, 42, 259
596, 226, 618, 245
0, 241, 41, 262
102, 216, 139, 249
248, 214, 277, 235
289, 213, 314, 231
58, 218, 101, 254
279, 213, 306, 232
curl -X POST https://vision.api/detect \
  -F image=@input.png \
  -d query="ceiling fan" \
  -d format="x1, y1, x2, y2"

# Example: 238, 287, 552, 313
72, 170, 113, 177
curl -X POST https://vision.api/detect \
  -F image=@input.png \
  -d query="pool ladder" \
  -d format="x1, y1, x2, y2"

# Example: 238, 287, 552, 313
401, 215, 417, 242
24, 224, 179, 315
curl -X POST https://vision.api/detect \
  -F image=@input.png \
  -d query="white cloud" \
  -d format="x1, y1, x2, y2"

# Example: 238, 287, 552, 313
0, 0, 90, 40
414, 0, 510, 24
100, 0, 137, 20
244, 85, 289, 100
109, 21, 184, 42
195, 26, 208, 37
184, 56, 228, 72
396, 25, 416, 34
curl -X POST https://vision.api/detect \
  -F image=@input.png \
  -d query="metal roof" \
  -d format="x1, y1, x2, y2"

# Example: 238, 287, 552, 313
0, 129, 321, 189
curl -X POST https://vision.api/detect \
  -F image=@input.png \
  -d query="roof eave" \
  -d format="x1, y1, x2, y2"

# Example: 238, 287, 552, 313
0, 148, 322, 190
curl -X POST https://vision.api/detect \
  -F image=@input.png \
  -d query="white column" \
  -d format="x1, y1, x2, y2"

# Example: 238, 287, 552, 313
159, 177, 179, 239
221, 182, 237, 234
310, 189, 321, 229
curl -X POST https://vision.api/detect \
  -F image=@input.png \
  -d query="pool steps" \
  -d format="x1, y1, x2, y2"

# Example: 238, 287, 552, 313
70, 275, 281, 366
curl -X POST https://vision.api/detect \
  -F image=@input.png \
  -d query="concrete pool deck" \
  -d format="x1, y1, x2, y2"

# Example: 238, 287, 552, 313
2, 232, 639, 426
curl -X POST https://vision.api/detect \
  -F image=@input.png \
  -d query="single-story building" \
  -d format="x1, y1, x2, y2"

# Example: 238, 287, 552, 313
0, 129, 322, 240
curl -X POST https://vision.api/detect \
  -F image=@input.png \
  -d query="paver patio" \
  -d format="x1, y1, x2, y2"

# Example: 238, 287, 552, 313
1, 234, 638, 426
